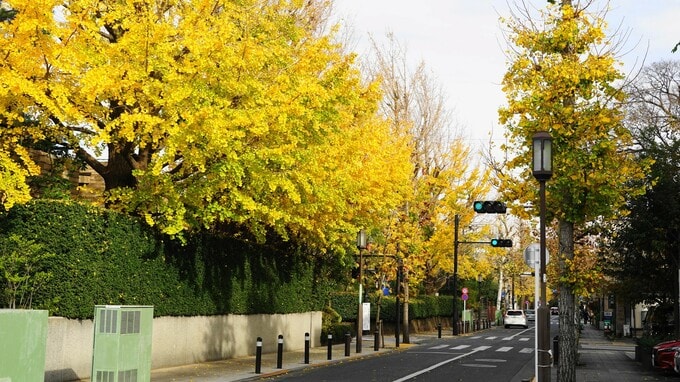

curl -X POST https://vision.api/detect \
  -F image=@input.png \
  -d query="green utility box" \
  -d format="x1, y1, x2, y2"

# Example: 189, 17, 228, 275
0, 309, 48, 381
92, 305, 154, 382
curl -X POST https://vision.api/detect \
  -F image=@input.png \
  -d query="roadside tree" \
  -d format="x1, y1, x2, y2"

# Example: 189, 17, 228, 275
0, 0, 411, 252
603, 60, 680, 335
498, 1, 649, 379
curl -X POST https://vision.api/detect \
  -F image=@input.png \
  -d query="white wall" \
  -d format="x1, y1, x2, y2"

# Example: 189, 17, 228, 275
44, 312, 321, 382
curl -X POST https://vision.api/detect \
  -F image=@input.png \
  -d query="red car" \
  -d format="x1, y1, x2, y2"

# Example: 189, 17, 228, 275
652, 339, 680, 370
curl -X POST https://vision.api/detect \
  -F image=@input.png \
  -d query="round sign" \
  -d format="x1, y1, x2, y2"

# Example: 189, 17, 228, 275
461, 287, 468, 294
523, 243, 549, 267
462, 293, 469, 301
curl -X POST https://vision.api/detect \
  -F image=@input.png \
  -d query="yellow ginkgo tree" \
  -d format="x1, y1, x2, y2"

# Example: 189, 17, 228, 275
499, 0, 650, 377
0, 0, 411, 251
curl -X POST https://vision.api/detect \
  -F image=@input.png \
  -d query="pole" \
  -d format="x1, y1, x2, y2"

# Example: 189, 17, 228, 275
452, 214, 460, 335
255, 337, 262, 374
512, 276, 515, 309
357, 248, 363, 353
395, 261, 402, 348
477, 279, 481, 331
534, 261, 539, 380
277, 334, 283, 369
538, 180, 550, 382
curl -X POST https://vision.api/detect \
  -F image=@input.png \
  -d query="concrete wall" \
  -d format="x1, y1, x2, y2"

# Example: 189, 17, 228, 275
44, 312, 321, 382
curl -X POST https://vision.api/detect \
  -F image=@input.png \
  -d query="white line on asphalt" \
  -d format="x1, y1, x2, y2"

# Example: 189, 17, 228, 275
485, 336, 497, 340
519, 337, 530, 342
392, 349, 481, 382
520, 348, 534, 353
450, 345, 471, 350
475, 358, 507, 363
429, 344, 449, 350
496, 347, 513, 352
461, 364, 496, 368
474, 345, 491, 351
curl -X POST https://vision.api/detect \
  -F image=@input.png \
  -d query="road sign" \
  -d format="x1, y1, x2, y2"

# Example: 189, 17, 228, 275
461, 287, 468, 294
462, 293, 468, 301
523, 243, 549, 266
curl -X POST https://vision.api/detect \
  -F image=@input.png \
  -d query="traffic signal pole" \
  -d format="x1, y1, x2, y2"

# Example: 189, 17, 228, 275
452, 210, 511, 335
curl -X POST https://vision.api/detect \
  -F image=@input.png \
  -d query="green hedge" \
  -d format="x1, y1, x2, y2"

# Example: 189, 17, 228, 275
0, 200, 340, 319
330, 292, 454, 323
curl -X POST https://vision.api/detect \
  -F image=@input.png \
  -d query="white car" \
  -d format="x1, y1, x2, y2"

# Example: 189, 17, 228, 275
504, 309, 528, 329
524, 309, 536, 321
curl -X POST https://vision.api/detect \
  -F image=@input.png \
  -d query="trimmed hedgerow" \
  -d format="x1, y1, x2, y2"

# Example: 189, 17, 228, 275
0, 200, 338, 319
329, 292, 454, 323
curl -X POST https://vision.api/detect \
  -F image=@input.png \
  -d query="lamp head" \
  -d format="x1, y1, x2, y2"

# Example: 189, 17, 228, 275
532, 131, 553, 181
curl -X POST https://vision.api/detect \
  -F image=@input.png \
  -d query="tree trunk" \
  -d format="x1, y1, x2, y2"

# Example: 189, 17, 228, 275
558, 219, 577, 382
494, 265, 503, 325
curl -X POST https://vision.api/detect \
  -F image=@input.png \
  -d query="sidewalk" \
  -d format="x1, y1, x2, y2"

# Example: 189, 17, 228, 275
146, 334, 424, 382
553, 323, 674, 381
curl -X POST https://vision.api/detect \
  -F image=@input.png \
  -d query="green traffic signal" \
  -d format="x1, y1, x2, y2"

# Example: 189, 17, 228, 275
490, 238, 512, 247
473, 201, 507, 213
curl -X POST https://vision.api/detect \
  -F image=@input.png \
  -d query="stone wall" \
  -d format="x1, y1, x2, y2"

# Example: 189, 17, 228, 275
44, 312, 321, 382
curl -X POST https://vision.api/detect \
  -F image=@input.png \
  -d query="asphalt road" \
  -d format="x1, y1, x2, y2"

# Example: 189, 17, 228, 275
265, 325, 541, 382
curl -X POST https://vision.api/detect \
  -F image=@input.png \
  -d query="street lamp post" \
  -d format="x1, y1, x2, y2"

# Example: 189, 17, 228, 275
532, 131, 553, 382
356, 230, 368, 353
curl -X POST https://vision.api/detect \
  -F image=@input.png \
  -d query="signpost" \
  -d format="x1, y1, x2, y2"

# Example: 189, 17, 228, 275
524, 243, 550, 382
461, 288, 469, 333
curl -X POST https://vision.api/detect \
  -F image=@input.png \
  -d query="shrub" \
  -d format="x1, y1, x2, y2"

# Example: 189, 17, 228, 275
0, 200, 339, 318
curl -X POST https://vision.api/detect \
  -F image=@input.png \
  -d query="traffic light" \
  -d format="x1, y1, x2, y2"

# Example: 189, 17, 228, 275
490, 238, 512, 247
473, 201, 507, 213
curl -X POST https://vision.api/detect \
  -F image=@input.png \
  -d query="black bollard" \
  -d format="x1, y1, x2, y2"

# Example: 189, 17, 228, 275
437, 323, 442, 338
374, 331, 379, 351
255, 337, 262, 374
327, 334, 333, 360
277, 334, 284, 369
344, 332, 351, 356
304, 332, 310, 364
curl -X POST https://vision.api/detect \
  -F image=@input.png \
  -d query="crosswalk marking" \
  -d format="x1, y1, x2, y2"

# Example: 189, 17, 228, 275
470, 336, 482, 339
485, 336, 497, 340
519, 337, 531, 342
424, 343, 536, 355
429, 344, 449, 350
502, 337, 514, 340
451, 345, 471, 350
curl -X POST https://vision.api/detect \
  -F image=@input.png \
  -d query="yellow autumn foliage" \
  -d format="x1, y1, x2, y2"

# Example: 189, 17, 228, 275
0, 0, 412, 252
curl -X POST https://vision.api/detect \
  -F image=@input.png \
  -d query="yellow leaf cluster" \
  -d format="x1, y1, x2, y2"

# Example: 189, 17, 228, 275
0, 0, 415, 252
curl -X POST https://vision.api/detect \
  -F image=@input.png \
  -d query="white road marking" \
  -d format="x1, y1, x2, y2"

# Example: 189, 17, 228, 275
475, 358, 507, 363
485, 336, 497, 340
461, 364, 496, 368
474, 345, 492, 351
429, 344, 449, 350
520, 347, 534, 353
392, 349, 481, 382
496, 346, 513, 352
519, 337, 531, 342
451, 345, 471, 350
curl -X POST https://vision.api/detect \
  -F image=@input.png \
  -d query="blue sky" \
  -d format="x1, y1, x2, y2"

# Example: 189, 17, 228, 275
332, 1, 680, 156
